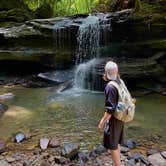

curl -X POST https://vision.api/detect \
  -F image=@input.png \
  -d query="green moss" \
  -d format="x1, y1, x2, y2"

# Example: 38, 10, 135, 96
134, 0, 166, 23
151, 40, 166, 50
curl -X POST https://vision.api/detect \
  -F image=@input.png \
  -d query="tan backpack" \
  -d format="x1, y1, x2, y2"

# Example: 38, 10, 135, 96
108, 79, 136, 122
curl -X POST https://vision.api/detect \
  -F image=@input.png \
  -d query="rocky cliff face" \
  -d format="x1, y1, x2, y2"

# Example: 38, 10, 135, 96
0, 8, 165, 92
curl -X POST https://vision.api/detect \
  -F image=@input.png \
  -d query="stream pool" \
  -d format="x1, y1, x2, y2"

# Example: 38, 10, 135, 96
0, 86, 166, 151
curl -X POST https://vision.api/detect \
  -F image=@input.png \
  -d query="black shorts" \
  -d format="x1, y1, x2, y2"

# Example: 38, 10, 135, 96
103, 116, 124, 150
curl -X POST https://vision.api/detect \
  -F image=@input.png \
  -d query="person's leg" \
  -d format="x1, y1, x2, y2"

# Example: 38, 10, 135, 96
111, 144, 121, 166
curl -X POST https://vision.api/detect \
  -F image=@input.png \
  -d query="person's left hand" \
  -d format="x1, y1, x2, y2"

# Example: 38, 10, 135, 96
98, 121, 104, 131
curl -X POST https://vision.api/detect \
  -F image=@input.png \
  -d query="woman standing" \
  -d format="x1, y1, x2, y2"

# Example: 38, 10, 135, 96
98, 61, 124, 166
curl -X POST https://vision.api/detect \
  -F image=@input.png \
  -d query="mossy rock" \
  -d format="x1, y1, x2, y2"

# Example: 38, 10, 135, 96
7, 8, 34, 22
133, 0, 166, 23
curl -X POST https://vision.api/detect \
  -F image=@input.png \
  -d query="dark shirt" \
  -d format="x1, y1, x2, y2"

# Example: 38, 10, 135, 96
104, 80, 119, 115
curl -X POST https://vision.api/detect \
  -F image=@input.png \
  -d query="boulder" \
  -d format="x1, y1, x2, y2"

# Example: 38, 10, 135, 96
61, 143, 80, 159
148, 153, 166, 166
38, 70, 74, 84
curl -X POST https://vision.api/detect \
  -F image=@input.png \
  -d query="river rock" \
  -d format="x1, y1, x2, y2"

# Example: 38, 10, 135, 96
128, 153, 149, 165
93, 145, 107, 155
40, 138, 49, 150
61, 143, 80, 159
54, 155, 68, 164
148, 153, 166, 166
0, 160, 9, 166
121, 146, 130, 153
123, 140, 137, 149
49, 137, 60, 148
78, 152, 89, 162
6, 157, 16, 163
0, 140, 6, 153
0, 93, 14, 100
33, 148, 41, 155
126, 159, 135, 166
161, 151, 166, 159
147, 149, 159, 156
15, 133, 26, 143
38, 70, 74, 83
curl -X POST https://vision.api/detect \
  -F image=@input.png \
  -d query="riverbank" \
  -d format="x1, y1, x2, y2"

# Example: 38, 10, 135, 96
0, 134, 166, 166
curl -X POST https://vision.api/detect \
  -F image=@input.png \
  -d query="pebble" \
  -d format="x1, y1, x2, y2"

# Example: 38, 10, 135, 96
40, 138, 49, 150
54, 155, 67, 164
33, 148, 41, 155
121, 146, 130, 153
15, 133, 26, 143
49, 137, 60, 148
42, 152, 50, 159
6, 157, 16, 163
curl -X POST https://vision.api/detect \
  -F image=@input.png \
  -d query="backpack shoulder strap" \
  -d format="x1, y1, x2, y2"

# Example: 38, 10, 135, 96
108, 80, 120, 91
108, 80, 123, 101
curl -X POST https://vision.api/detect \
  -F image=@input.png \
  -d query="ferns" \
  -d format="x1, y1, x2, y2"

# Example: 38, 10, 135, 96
25, 0, 100, 16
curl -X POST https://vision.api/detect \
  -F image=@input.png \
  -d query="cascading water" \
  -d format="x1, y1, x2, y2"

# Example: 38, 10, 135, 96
51, 14, 111, 91
74, 14, 111, 90
74, 59, 99, 89
75, 15, 100, 64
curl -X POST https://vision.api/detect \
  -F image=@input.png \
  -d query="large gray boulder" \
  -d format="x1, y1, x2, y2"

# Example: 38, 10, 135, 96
148, 153, 166, 166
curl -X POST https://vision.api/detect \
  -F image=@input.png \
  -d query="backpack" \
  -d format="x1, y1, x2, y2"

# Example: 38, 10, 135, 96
108, 79, 136, 122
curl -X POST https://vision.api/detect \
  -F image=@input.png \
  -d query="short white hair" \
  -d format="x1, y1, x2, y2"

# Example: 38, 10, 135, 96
105, 61, 118, 80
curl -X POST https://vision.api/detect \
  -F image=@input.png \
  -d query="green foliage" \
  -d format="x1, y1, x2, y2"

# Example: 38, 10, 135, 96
25, 0, 99, 16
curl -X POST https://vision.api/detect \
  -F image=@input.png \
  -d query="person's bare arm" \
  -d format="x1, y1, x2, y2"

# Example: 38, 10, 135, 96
98, 112, 111, 131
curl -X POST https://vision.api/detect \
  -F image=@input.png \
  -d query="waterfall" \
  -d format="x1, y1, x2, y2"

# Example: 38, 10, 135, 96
74, 14, 111, 90
75, 15, 100, 64
74, 59, 98, 89
52, 14, 111, 91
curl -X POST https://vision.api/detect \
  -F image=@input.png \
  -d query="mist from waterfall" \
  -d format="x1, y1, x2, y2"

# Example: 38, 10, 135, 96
74, 59, 99, 89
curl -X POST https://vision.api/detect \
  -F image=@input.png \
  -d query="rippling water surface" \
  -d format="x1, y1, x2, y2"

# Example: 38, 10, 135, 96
0, 86, 166, 150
